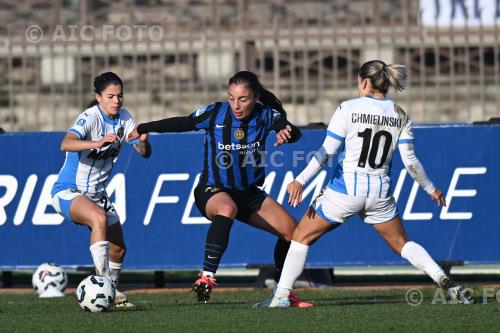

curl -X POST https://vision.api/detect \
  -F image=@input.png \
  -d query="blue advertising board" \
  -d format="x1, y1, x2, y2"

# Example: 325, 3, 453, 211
0, 125, 498, 269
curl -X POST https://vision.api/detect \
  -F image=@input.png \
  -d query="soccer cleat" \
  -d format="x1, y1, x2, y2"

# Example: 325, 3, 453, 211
252, 292, 273, 308
113, 289, 135, 308
289, 292, 314, 308
192, 274, 217, 303
253, 295, 290, 308
438, 276, 474, 304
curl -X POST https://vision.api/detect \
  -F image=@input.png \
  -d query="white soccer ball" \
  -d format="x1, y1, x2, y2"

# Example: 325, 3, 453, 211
32, 263, 67, 295
76, 275, 116, 312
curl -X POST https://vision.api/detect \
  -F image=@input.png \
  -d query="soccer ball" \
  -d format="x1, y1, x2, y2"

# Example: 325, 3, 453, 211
32, 263, 67, 295
76, 275, 116, 312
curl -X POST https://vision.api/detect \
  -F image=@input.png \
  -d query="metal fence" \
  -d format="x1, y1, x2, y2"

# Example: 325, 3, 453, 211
0, 0, 499, 131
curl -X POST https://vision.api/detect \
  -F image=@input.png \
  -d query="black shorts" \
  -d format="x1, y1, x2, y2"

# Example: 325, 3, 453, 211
194, 184, 268, 222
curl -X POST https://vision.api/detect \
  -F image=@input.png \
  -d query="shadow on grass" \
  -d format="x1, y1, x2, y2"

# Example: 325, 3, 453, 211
108, 306, 150, 313
161, 300, 250, 308
314, 295, 405, 306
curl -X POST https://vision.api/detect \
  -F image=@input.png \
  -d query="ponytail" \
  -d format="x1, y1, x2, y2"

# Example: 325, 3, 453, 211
359, 60, 407, 94
383, 64, 407, 93
258, 88, 287, 117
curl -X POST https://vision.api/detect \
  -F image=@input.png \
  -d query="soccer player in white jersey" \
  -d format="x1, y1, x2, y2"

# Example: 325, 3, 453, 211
51, 72, 151, 307
255, 60, 473, 307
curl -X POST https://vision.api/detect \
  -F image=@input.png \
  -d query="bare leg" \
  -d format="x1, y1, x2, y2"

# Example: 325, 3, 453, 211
274, 208, 339, 298
69, 195, 109, 276
372, 216, 445, 283
107, 223, 126, 286
371, 216, 408, 254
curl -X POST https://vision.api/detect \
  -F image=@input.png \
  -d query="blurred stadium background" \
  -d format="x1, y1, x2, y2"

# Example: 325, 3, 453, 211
1, 0, 499, 132
1, 0, 499, 291
1, 5, 500, 330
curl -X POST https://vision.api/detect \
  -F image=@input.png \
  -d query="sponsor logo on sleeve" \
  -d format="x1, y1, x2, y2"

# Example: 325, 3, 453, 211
76, 118, 86, 126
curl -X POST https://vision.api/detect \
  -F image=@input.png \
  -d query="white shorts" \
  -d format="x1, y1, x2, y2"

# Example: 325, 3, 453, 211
52, 189, 120, 227
313, 187, 398, 225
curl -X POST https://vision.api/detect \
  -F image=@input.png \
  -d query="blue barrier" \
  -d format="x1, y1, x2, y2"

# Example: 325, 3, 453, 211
0, 125, 498, 269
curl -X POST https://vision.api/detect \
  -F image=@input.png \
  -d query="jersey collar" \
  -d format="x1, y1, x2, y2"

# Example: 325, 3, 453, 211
364, 95, 390, 101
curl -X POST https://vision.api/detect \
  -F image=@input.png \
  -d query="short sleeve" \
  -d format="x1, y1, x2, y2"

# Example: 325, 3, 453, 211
68, 113, 94, 139
190, 103, 218, 130
325, 104, 348, 142
122, 110, 137, 141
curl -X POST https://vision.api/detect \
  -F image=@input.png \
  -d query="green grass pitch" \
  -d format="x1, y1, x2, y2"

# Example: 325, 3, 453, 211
1, 287, 499, 332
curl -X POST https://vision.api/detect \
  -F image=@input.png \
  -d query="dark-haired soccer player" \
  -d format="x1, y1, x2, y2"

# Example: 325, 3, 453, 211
52, 72, 151, 307
128, 71, 312, 307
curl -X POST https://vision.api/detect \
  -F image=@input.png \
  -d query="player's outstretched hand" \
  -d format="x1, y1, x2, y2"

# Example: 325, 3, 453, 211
127, 126, 140, 142
274, 125, 292, 147
287, 180, 303, 207
96, 133, 119, 148
430, 188, 446, 207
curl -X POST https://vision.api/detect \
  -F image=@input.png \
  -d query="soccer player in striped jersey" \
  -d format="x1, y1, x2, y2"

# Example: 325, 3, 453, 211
51, 72, 151, 307
128, 71, 312, 307
255, 60, 473, 307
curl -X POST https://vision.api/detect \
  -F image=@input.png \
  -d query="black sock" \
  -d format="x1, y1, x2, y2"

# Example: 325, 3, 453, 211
203, 215, 234, 274
273, 238, 291, 282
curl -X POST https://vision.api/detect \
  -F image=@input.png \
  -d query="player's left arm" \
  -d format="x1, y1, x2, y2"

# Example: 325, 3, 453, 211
271, 116, 302, 147
398, 115, 445, 206
398, 143, 445, 206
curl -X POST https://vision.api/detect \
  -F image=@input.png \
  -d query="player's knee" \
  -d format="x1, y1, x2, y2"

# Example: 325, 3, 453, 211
216, 204, 238, 219
279, 228, 294, 242
91, 210, 107, 230
291, 227, 312, 245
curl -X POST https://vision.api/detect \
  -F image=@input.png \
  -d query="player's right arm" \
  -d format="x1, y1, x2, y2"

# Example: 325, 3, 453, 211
287, 105, 347, 207
61, 113, 119, 152
127, 103, 218, 142
127, 116, 195, 142
60, 132, 119, 152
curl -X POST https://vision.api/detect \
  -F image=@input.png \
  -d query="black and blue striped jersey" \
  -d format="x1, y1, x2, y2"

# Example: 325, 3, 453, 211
137, 101, 300, 190
192, 102, 287, 189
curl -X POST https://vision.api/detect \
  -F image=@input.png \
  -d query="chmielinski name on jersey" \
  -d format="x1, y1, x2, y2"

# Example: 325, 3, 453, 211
351, 113, 403, 128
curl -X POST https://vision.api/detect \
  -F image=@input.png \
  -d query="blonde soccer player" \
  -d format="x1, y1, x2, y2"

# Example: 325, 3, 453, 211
255, 60, 473, 307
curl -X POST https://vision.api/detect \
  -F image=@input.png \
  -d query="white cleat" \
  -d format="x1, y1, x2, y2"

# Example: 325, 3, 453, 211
253, 295, 290, 308
113, 290, 135, 308
446, 286, 474, 304
438, 276, 474, 304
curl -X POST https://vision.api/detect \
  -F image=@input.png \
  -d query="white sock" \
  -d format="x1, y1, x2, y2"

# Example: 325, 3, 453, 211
401, 241, 446, 283
275, 241, 309, 298
202, 271, 215, 278
109, 261, 122, 286
89, 241, 110, 277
